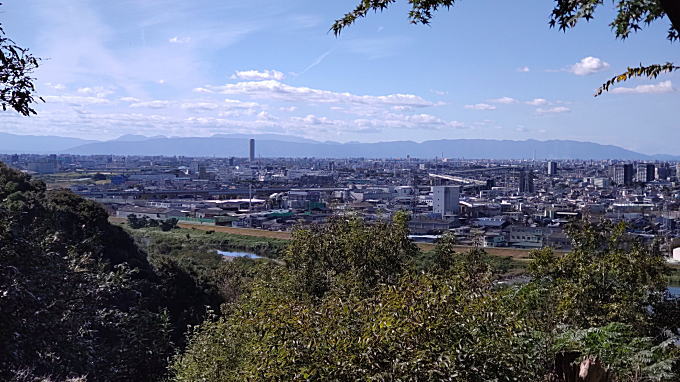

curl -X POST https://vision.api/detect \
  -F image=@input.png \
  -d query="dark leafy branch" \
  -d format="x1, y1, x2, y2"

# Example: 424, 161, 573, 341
334, 0, 680, 40
332, 0, 455, 36
333, 0, 680, 95
0, 10, 42, 116
595, 62, 680, 96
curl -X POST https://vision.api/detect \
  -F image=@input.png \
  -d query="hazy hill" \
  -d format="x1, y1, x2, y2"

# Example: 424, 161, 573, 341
0, 132, 677, 160
0, 132, 95, 153
63, 136, 676, 160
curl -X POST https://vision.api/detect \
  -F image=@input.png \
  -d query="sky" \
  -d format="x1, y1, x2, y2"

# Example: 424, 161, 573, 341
1, 0, 679, 155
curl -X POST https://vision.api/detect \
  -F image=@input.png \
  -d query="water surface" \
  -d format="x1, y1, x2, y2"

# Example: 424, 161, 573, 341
216, 250, 262, 259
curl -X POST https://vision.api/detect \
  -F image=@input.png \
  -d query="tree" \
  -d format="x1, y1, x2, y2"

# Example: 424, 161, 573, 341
332, 0, 680, 95
527, 221, 668, 330
283, 211, 418, 300
171, 219, 545, 382
160, 217, 179, 231
0, 163, 227, 381
0, 5, 42, 116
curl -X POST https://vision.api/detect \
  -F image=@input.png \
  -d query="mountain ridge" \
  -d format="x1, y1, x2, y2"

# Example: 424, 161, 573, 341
0, 132, 677, 160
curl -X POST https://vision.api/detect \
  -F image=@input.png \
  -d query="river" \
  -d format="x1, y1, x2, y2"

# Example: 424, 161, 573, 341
216, 250, 262, 260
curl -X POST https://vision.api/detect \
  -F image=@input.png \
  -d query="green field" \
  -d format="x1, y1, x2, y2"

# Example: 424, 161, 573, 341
121, 224, 289, 264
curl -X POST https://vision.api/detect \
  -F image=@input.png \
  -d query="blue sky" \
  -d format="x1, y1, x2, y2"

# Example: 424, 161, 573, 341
1, 0, 679, 154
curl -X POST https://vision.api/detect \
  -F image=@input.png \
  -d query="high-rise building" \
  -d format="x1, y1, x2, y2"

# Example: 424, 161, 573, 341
676, 163, 680, 180
249, 139, 255, 162
518, 169, 535, 193
547, 161, 558, 176
636, 163, 655, 183
432, 186, 460, 217
612, 163, 633, 186
656, 164, 669, 180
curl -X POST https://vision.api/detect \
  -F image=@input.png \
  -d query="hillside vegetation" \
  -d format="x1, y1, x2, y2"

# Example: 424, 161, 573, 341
1, 162, 679, 381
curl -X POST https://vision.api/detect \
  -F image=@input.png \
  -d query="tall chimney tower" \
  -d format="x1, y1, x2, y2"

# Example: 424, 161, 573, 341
249, 138, 255, 162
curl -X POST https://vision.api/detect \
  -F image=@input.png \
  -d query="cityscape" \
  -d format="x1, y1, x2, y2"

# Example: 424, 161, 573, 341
5, 137, 680, 258
3, 0, 680, 381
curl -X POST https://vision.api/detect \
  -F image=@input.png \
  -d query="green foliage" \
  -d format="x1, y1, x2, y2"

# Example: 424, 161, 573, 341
128, 225, 287, 260
0, 17, 42, 116
528, 221, 668, 330
172, 215, 680, 381
4, 163, 680, 381
0, 162, 220, 381
283, 211, 418, 299
160, 217, 179, 231
334, 0, 680, 41
431, 231, 458, 271
171, 214, 548, 381
414, 233, 523, 277
332, 0, 454, 35
595, 62, 680, 96
172, 272, 545, 381
553, 323, 678, 381
127, 214, 179, 231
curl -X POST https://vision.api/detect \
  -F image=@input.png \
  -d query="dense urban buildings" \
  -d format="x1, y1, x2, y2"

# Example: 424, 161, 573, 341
613, 163, 634, 186
4, 152, 679, 256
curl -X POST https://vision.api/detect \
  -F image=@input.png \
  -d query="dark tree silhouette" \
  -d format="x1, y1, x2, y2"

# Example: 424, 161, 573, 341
332, 0, 680, 95
0, 4, 41, 116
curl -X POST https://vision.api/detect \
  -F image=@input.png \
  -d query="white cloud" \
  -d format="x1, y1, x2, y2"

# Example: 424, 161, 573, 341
77, 86, 114, 98
517, 66, 530, 73
180, 102, 219, 111
291, 114, 338, 126
279, 106, 297, 112
465, 103, 496, 111
488, 97, 517, 104
568, 57, 610, 76
158, 79, 166, 85
610, 80, 674, 95
536, 106, 570, 114
129, 100, 172, 109
201, 80, 437, 108
525, 98, 548, 106
223, 98, 259, 108
119, 97, 140, 103
256, 111, 276, 121
230, 69, 285, 81
353, 113, 465, 130
168, 36, 191, 44
44, 95, 110, 105
392, 105, 412, 111
45, 82, 66, 90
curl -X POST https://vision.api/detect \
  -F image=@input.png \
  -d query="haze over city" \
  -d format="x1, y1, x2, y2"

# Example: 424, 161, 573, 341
1, 0, 679, 155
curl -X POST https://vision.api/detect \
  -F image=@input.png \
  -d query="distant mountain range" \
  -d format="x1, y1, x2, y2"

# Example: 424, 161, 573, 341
0, 132, 678, 160
0, 132, 96, 153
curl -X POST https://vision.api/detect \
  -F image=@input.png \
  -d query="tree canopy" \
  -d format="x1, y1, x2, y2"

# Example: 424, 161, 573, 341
0, 163, 231, 381
0, 5, 41, 116
171, 216, 680, 381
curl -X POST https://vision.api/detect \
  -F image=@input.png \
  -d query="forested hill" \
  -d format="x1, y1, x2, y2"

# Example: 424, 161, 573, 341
0, 162, 225, 381
2, 161, 680, 381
